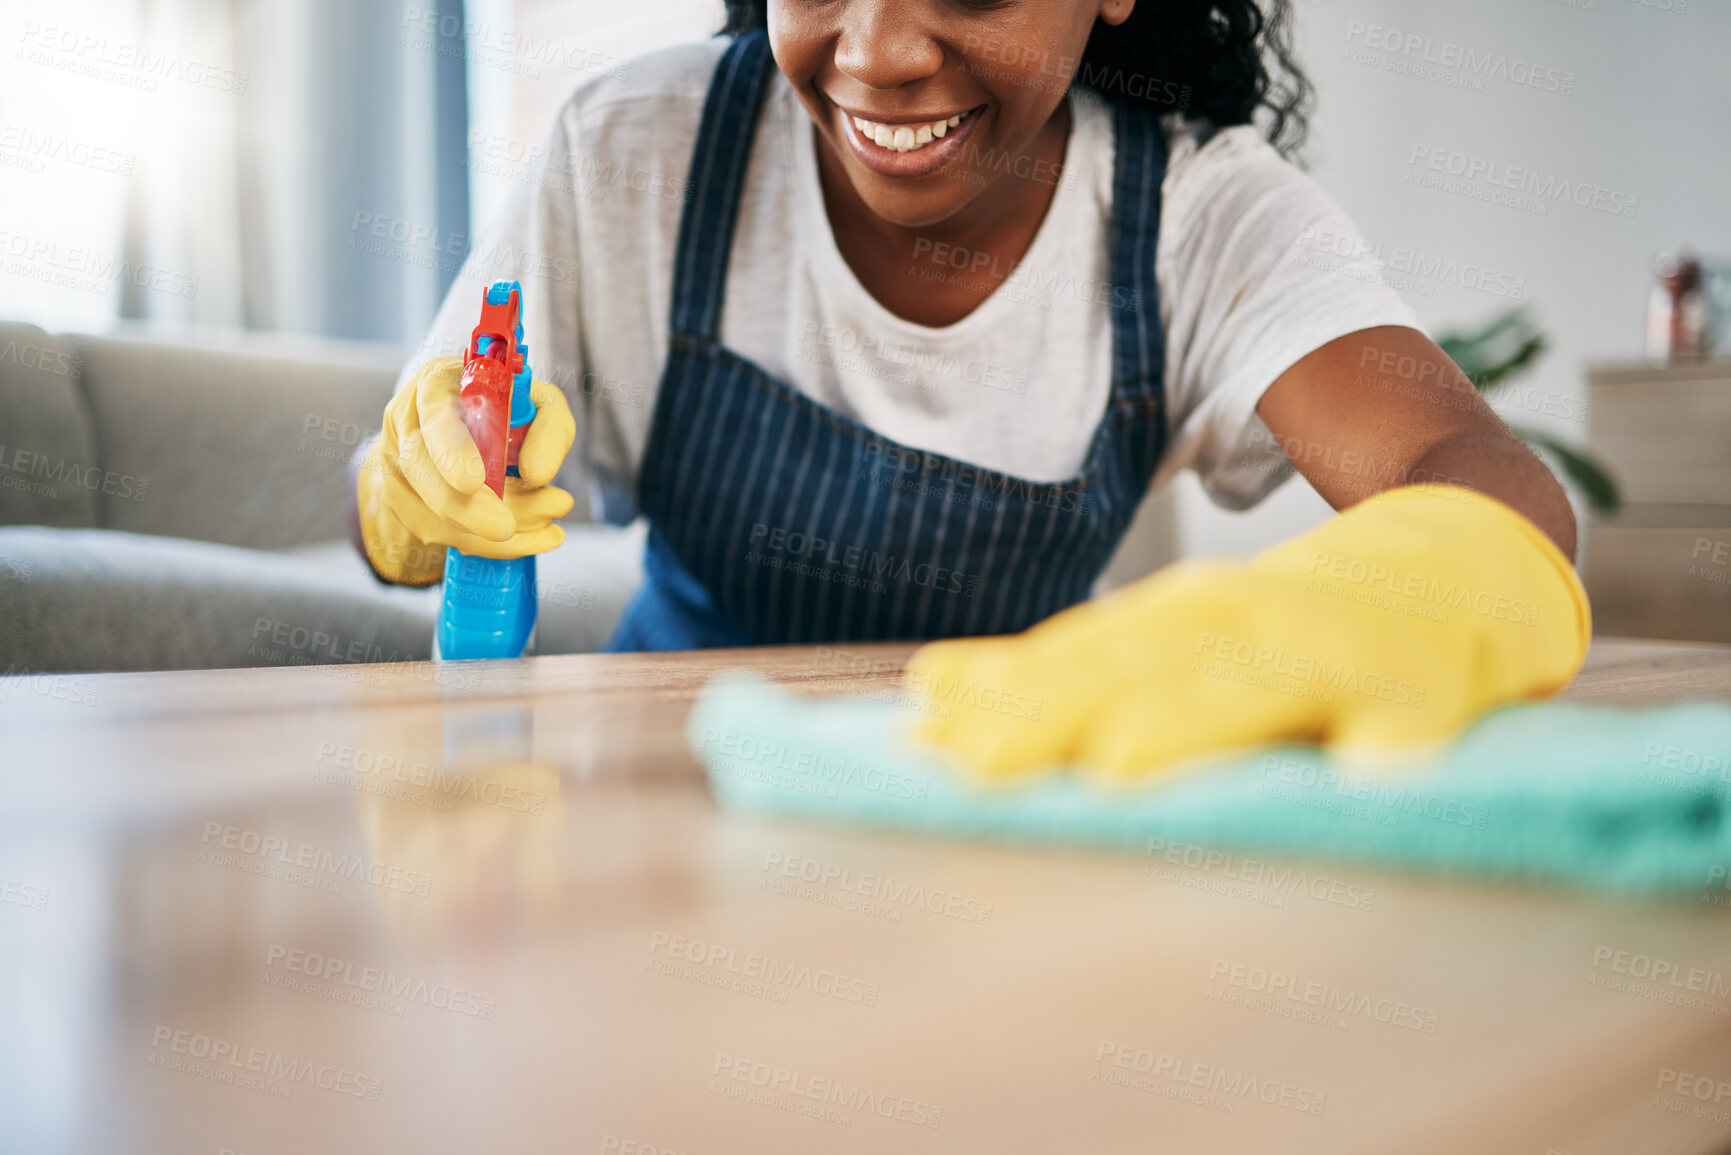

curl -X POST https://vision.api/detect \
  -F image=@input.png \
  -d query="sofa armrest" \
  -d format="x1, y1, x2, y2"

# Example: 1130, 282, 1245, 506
0, 323, 103, 529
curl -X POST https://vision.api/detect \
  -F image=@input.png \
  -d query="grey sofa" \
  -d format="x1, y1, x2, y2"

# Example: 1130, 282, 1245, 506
0, 321, 643, 674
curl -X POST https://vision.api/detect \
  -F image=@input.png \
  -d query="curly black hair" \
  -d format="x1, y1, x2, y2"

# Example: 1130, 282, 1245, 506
720, 1, 1312, 159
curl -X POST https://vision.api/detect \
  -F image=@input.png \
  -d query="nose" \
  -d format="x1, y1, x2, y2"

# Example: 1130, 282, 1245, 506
831, 1, 944, 91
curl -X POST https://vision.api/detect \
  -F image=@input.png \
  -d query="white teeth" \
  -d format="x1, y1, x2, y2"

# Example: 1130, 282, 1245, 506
850, 110, 970, 153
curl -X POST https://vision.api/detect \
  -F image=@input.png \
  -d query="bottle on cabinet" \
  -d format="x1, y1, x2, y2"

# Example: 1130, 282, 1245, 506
1645, 251, 1709, 365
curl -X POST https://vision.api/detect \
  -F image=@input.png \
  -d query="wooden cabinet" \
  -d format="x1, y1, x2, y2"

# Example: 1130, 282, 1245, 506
1584, 360, 1731, 640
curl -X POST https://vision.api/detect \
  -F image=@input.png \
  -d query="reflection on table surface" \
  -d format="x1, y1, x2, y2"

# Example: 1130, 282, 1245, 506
2, 638, 1731, 1154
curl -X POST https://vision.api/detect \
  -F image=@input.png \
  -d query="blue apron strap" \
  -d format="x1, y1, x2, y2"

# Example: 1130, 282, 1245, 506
1107, 100, 1170, 428
669, 30, 778, 342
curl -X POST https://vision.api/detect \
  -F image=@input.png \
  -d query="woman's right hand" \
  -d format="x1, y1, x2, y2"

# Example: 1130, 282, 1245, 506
356, 356, 578, 586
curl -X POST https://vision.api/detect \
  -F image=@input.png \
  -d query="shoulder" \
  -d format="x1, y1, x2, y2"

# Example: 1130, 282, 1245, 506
1160, 120, 1344, 242
1073, 103, 1338, 237
549, 39, 730, 168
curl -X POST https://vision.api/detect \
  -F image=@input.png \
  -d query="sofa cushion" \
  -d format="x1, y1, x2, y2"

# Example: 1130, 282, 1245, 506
0, 323, 101, 529
0, 527, 440, 674
0, 521, 644, 673
279, 521, 645, 658
69, 327, 402, 549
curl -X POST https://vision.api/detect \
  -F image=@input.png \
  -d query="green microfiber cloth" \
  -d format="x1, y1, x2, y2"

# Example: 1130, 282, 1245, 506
688, 674, 1731, 896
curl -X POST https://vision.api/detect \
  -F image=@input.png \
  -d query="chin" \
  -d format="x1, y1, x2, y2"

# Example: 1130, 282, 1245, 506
838, 161, 986, 228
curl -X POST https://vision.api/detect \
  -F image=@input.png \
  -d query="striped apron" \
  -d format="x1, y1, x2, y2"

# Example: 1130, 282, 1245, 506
606, 29, 1169, 651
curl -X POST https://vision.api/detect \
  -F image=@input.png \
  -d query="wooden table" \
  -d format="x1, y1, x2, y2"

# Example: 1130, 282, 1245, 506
2, 638, 1731, 1154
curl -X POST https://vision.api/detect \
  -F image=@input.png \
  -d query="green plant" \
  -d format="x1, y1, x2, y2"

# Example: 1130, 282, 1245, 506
1435, 308, 1621, 514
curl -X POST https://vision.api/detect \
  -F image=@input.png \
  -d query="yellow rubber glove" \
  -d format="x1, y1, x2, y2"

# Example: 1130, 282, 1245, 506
904, 485, 1590, 783
357, 356, 577, 586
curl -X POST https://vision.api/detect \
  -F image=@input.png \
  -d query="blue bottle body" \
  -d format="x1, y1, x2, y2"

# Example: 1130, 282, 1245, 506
437, 545, 537, 660
436, 280, 539, 661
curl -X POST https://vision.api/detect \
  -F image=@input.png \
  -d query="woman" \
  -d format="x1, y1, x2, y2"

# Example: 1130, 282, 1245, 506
354, 0, 1586, 778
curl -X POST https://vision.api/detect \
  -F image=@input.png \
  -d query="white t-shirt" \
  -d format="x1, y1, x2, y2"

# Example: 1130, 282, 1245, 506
412, 38, 1418, 521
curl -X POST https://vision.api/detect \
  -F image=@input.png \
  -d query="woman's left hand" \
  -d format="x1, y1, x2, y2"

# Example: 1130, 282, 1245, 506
902, 484, 1590, 783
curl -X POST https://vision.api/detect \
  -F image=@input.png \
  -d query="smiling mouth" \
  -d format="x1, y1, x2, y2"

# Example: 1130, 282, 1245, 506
833, 104, 986, 178
848, 111, 970, 153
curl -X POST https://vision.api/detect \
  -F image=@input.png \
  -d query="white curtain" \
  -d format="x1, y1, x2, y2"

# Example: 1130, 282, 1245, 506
0, 0, 468, 344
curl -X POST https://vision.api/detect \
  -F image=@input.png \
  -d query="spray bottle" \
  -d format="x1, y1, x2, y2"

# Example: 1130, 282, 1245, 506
434, 280, 539, 660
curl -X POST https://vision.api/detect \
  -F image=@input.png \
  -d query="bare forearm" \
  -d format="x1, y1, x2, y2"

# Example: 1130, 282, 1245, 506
1408, 429, 1578, 561
1258, 328, 1580, 562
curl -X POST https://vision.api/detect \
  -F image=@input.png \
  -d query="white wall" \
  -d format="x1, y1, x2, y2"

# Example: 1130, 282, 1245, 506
1179, 0, 1729, 557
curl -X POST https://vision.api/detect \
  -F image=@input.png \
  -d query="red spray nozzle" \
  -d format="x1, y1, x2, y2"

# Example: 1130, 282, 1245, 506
460, 285, 523, 497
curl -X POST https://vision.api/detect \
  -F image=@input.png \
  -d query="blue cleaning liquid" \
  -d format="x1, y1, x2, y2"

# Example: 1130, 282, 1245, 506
435, 280, 539, 661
